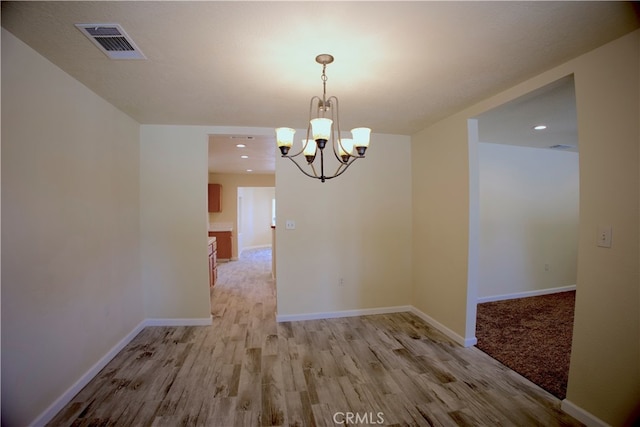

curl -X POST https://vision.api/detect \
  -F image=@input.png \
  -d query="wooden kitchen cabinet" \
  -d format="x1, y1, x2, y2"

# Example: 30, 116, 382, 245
208, 184, 222, 213
208, 238, 217, 287
208, 231, 232, 260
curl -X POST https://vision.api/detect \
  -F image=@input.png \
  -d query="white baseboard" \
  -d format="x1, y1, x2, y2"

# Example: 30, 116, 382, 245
276, 305, 412, 322
31, 319, 147, 427
561, 399, 611, 427
31, 316, 213, 426
410, 306, 477, 347
277, 305, 477, 348
477, 284, 576, 304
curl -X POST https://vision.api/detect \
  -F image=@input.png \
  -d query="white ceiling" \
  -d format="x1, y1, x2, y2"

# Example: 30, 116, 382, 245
477, 75, 578, 152
2, 1, 638, 173
208, 134, 275, 175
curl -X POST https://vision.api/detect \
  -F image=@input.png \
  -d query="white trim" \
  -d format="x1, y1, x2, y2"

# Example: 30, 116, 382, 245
144, 316, 212, 327
477, 285, 576, 304
277, 306, 478, 348
561, 399, 611, 427
276, 306, 412, 323
31, 319, 147, 427
410, 306, 477, 347
30, 316, 212, 426
466, 118, 480, 345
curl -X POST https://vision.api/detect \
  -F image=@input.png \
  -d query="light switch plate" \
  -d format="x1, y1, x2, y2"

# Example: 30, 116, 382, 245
285, 220, 296, 230
597, 225, 612, 248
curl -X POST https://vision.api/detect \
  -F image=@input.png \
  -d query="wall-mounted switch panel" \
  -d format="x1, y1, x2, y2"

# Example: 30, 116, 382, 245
597, 225, 612, 248
285, 220, 296, 230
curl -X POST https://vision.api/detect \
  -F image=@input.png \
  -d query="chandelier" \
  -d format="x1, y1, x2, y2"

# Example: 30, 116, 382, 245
275, 54, 371, 183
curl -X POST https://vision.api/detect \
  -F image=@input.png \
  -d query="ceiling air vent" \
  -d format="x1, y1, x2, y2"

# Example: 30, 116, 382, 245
75, 23, 146, 60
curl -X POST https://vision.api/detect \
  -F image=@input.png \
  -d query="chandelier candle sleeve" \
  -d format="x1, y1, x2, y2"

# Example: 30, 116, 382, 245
302, 139, 317, 163
351, 127, 371, 156
275, 54, 371, 182
338, 138, 354, 162
310, 118, 332, 148
276, 127, 295, 155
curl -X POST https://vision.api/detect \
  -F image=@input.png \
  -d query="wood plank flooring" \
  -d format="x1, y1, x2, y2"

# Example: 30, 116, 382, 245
48, 248, 582, 426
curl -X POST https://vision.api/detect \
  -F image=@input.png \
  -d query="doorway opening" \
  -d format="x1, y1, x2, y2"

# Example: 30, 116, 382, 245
467, 75, 579, 399
237, 186, 276, 258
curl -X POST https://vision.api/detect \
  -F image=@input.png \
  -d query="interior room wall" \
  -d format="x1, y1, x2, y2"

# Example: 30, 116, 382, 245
140, 125, 211, 320
411, 30, 639, 425
1, 29, 144, 426
567, 30, 639, 425
478, 142, 579, 300
412, 118, 472, 339
275, 133, 413, 318
208, 173, 275, 259
238, 187, 275, 253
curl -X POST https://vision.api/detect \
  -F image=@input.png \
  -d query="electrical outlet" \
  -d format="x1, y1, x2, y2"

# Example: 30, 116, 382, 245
285, 220, 296, 230
338, 277, 344, 287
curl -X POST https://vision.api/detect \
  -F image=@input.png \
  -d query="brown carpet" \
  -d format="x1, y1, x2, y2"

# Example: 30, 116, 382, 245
475, 291, 575, 399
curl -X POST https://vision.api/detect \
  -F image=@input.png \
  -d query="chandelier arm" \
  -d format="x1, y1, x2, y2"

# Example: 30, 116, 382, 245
328, 96, 346, 163
283, 97, 323, 159
331, 95, 340, 134
332, 151, 361, 176
333, 162, 346, 176
323, 156, 361, 181
285, 156, 320, 179
286, 146, 359, 182
309, 95, 321, 121
282, 143, 361, 182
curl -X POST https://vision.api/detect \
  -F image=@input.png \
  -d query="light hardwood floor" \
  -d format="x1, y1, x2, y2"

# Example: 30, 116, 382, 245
49, 248, 582, 426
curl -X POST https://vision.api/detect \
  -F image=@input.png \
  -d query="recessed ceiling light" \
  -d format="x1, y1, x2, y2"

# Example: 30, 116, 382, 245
241, 155, 249, 159
236, 144, 246, 148
533, 125, 547, 130
246, 169, 253, 172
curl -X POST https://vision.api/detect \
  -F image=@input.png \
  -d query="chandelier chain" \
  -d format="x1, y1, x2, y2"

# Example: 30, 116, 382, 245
321, 64, 328, 99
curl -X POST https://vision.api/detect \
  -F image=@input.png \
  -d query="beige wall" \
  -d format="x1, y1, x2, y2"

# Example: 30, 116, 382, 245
275, 133, 413, 316
568, 30, 639, 424
140, 126, 212, 319
1, 30, 143, 426
412, 118, 471, 337
209, 173, 275, 259
412, 30, 639, 425
478, 143, 579, 299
